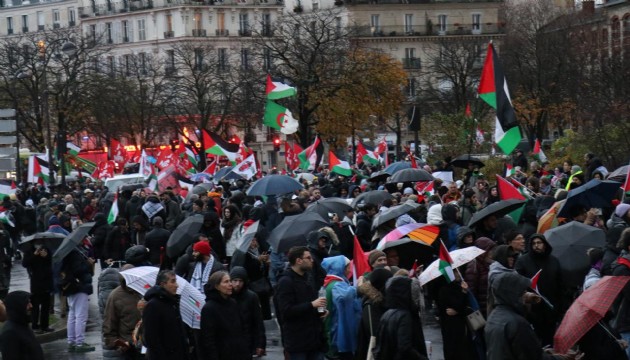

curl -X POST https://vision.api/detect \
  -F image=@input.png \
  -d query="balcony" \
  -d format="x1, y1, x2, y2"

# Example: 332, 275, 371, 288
165, 66, 177, 76
261, 27, 273, 37
22, 27, 29, 33
216, 29, 229, 36
402, 57, 421, 69
238, 29, 251, 36
352, 23, 502, 38
7, 29, 13, 35
164, 31, 175, 38
69, 21, 76, 27
349, 0, 501, 3
53, 23, 60, 29
192, 29, 207, 37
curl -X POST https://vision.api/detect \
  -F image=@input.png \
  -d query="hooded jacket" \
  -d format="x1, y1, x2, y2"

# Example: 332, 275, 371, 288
144, 222, 171, 265
90, 213, 111, 260
356, 269, 392, 360
21, 244, 53, 293
307, 229, 332, 290
229, 266, 266, 353
97, 268, 121, 316
485, 272, 560, 360
102, 284, 142, 349
487, 245, 515, 315
0, 291, 44, 360
515, 234, 562, 307
464, 237, 495, 316
142, 286, 189, 360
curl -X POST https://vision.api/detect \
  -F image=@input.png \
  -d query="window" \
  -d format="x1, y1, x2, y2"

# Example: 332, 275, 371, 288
370, 14, 380, 34
335, 16, 342, 34
138, 19, 146, 40
89, 24, 96, 42
6, 17, 13, 35
166, 49, 175, 72
106, 22, 113, 43
108, 56, 115, 77
68, 8, 76, 26
123, 54, 131, 75
262, 13, 271, 36
194, 12, 202, 30
241, 48, 249, 70
405, 47, 415, 59
263, 47, 272, 71
194, 48, 203, 70
403, 48, 420, 69
239, 13, 249, 35
139, 52, 147, 74
218, 12, 225, 31
166, 14, 173, 32
472, 14, 481, 33
406, 78, 416, 97
37, 11, 44, 31
438, 14, 447, 34
53, 10, 60, 26
218, 48, 228, 71
122, 20, 129, 42
404, 14, 413, 34
92, 57, 100, 72
22, 15, 28, 33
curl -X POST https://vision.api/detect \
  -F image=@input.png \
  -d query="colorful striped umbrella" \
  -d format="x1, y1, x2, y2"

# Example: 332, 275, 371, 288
537, 199, 566, 234
379, 223, 440, 248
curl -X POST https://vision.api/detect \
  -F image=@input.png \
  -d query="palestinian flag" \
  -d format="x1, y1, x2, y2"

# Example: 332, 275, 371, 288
0, 180, 16, 200
202, 129, 239, 161
356, 142, 379, 166
176, 173, 195, 195
329, 151, 352, 176
263, 100, 299, 135
107, 192, 119, 224
478, 42, 522, 154
236, 220, 260, 252
531, 269, 542, 293
496, 175, 526, 201
34, 156, 50, 184
404, 146, 417, 168
505, 163, 515, 177
375, 137, 388, 165
67, 142, 81, 156
202, 159, 217, 176
0, 211, 15, 227
183, 143, 198, 167
533, 138, 548, 163
266, 74, 297, 100
298, 136, 323, 171
438, 240, 455, 283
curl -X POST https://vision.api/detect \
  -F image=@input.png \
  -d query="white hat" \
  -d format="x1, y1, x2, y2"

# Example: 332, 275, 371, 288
403, 187, 414, 195
84, 188, 94, 194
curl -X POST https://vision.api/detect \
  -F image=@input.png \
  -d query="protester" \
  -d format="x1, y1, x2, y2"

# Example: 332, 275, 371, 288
356, 268, 392, 360
61, 249, 96, 352
21, 239, 54, 333
229, 266, 266, 357
0, 291, 44, 360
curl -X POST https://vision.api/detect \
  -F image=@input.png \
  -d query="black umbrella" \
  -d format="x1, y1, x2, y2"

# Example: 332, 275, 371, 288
467, 199, 526, 227
384, 162, 412, 175
305, 198, 353, 219
268, 212, 329, 253
448, 154, 485, 169
607, 165, 628, 183
166, 214, 205, 258
214, 166, 243, 182
351, 190, 394, 208
52, 222, 96, 264
18, 232, 66, 253
378, 237, 434, 269
388, 168, 433, 183
192, 183, 214, 195
545, 221, 606, 287
246, 175, 304, 196
368, 170, 390, 183
371, 202, 419, 230
557, 179, 621, 218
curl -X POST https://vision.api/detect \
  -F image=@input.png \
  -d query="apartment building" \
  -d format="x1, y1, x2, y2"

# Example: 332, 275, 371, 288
0, 0, 78, 36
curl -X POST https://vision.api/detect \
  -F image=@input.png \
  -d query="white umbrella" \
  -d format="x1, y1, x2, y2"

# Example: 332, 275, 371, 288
418, 247, 486, 286
120, 266, 205, 329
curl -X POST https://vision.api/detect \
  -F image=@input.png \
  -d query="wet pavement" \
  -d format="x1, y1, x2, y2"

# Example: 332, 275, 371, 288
8, 259, 444, 360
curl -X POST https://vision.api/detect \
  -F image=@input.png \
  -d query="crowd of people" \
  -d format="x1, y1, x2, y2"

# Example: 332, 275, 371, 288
0, 149, 628, 360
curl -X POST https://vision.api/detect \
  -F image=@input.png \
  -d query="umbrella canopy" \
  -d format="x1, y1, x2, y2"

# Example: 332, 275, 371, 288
554, 276, 630, 354
558, 179, 621, 218
545, 221, 606, 287
190, 173, 213, 183
419, 247, 486, 285
246, 175, 303, 197
192, 183, 214, 195
467, 199, 526, 227
368, 171, 390, 183
52, 222, 96, 264
607, 165, 628, 183
214, 166, 243, 182
388, 168, 433, 184
384, 162, 412, 175
18, 232, 66, 253
166, 214, 205, 258
268, 212, 330, 253
296, 173, 315, 182
120, 266, 205, 329
377, 237, 434, 269
351, 190, 394, 208
380, 223, 440, 246
305, 198, 353, 219
448, 154, 485, 169
537, 200, 567, 234
371, 202, 418, 230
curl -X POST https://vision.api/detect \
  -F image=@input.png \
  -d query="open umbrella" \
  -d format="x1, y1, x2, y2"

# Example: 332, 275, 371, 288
192, 183, 214, 195
419, 247, 486, 285
166, 214, 204, 258
52, 222, 96, 264
467, 199, 527, 227
268, 212, 329, 253
380, 223, 440, 246
368, 170, 390, 183
384, 162, 411, 175
537, 200, 567, 234
18, 232, 66, 253
388, 168, 433, 183
246, 175, 303, 197
120, 266, 205, 329
607, 165, 629, 183
351, 190, 394, 208
190, 173, 213, 183
377, 237, 434, 269
558, 179, 621, 218
305, 198, 353, 219
214, 166, 243, 182
448, 154, 485, 169
296, 173, 315, 182
545, 221, 606, 287
554, 276, 630, 354
371, 202, 418, 230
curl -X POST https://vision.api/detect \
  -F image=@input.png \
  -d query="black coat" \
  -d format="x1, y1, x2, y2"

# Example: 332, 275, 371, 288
60, 250, 93, 296
21, 246, 53, 293
144, 227, 171, 265
0, 291, 44, 360
142, 286, 189, 360
200, 290, 251, 360
105, 225, 131, 261
233, 287, 266, 353
437, 281, 473, 360
275, 268, 327, 353
90, 213, 111, 261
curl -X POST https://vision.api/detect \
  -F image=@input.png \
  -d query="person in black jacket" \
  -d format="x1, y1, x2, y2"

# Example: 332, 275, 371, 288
200, 271, 251, 360
275, 246, 328, 359
200, 212, 225, 262
142, 270, 189, 360
90, 212, 111, 269
144, 217, 171, 267
229, 266, 266, 357
21, 240, 54, 332
356, 268, 392, 360
105, 218, 131, 264
61, 249, 96, 353
373, 276, 428, 360
0, 291, 44, 360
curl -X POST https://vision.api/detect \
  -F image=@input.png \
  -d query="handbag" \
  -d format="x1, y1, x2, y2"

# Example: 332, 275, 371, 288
466, 309, 486, 332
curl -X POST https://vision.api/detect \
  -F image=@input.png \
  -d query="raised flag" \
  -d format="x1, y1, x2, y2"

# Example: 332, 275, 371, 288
298, 136, 323, 171
177, 173, 195, 195
285, 142, 301, 171
404, 146, 417, 169
110, 138, 128, 167
530, 269, 542, 293
231, 154, 257, 180
505, 163, 515, 177
329, 151, 352, 176
438, 241, 456, 283
478, 42, 522, 154
624, 161, 630, 194
496, 175, 526, 201
139, 150, 158, 190
93, 160, 116, 180
238, 142, 254, 163
0, 211, 15, 227
533, 138, 548, 163
265, 74, 297, 100
0, 180, 16, 200
409, 260, 420, 279
375, 137, 388, 164
202, 159, 217, 176
33, 156, 50, 184
352, 235, 371, 278
476, 127, 485, 145
202, 129, 239, 161
356, 142, 379, 166
183, 143, 198, 167
107, 192, 119, 224
236, 220, 260, 252
263, 100, 299, 135
66, 142, 81, 156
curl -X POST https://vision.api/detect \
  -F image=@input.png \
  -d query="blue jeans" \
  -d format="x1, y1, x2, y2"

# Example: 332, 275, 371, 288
621, 332, 630, 359
287, 352, 325, 360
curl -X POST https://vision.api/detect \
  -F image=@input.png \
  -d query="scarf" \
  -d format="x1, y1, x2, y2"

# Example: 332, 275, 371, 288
191, 257, 214, 293
142, 202, 165, 220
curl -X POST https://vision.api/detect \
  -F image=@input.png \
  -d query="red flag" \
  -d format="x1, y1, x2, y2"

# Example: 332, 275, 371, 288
530, 269, 542, 293
465, 102, 472, 118
10, 181, 16, 189
624, 161, 630, 193
202, 159, 217, 176
404, 145, 417, 169
409, 260, 420, 278
93, 161, 116, 180
356, 142, 367, 165
496, 174, 526, 200
110, 139, 128, 168
353, 236, 371, 277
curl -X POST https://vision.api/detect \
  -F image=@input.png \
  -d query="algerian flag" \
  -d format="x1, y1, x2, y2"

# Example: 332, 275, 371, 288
266, 74, 297, 100
438, 240, 455, 282
231, 154, 257, 180
107, 192, 119, 224
0, 211, 15, 227
263, 100, 299, 135
533, 138, 548, 163
67, 142, 81, 156
329, 151, 352, 176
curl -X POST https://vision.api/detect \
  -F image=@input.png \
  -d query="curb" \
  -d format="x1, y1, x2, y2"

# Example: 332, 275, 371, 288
36, 316, 68, 344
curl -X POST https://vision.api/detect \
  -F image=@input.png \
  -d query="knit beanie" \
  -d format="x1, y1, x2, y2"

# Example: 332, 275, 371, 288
193, 241, 211, 257
615, 203, 630, 218
368, 250, 386, 267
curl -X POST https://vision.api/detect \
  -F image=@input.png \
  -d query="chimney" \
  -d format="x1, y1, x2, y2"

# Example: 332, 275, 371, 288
582, 0, 595, 14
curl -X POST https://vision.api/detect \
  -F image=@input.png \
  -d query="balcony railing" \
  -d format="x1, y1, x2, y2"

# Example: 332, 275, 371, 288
349, 0, 501, 3
216, 29, 229, 36
352, 23, 503, 37
402, 58, 421, 69
238, 29, 251, 36
164, 31, 175, 38
192, 29, 207, 37
53, 23, 60, 29
22, 27, 29, 33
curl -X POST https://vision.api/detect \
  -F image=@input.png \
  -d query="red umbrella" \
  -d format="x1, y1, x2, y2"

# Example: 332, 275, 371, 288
554, 276, 630, 354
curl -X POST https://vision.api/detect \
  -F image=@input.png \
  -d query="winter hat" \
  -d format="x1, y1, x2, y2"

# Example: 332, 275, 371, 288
615, 203, 630, 218
125, 245, 149, 266
571, 165, 582, 174
48, 215, 60, 226
368, 268, 393, 293
229, 266, 249, 282
427, 204, 443, 225
25, 199, 34, 207
65, 204, 78, 216
193, 241, 211, 256
403, 187, 414, 195
368, 250, 386, 267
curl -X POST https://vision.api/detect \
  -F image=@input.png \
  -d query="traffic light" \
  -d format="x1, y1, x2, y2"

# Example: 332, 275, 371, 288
273, 137, 280, 151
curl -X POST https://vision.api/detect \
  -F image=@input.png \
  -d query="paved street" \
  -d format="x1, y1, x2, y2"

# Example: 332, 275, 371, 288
8, 258, 444, 360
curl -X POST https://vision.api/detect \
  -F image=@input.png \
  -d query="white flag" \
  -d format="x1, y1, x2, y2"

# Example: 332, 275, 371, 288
231, 154, 257, 180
